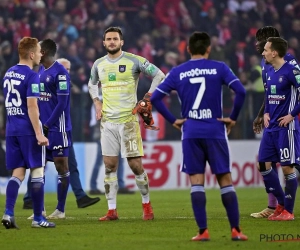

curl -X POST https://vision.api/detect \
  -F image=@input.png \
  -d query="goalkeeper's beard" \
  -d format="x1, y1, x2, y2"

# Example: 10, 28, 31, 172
106, 47, 121, 55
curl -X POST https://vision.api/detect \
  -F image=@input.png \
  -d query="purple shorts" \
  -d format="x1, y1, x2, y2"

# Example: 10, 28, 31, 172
258, 129, 300, 166
181, 138, 231, 175
6, 135, 46, 170
46, 131, 72, 161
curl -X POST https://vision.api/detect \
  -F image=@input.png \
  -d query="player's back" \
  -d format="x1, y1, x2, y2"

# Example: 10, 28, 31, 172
171, 58, 238, 139
3, 64, 40, 136
38, 61, 72, 132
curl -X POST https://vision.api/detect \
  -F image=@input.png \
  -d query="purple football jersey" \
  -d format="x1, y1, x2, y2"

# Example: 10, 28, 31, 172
38, 61, 72, 132
265, 62, 300, 131
3, 64, 40, 136
155, 58, 242, 139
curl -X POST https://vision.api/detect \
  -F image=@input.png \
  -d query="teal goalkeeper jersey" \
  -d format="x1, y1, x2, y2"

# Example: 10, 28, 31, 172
89, 51, 159, 123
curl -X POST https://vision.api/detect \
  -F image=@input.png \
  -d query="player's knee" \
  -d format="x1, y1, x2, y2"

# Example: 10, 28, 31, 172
31, 167, 44, 178
258, 162, 266, 172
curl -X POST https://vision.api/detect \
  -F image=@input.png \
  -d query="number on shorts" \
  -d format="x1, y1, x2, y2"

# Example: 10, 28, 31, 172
129, 140, 138, 151
280, 148, 290, 160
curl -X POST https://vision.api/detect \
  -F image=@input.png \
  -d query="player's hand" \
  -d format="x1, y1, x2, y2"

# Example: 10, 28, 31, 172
94, 99, 102, 120
36, 133, 49, 146
278, 114, 294, 127
217, 117, 236, 135
172, 119, 186, 131
264, 113, 270, 128
253, 116, 263, 134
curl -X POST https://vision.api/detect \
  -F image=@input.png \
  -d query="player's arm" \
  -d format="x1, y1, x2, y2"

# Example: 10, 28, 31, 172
44, 71, 70, 129
151, 71, 186, 131
217, 64, 246, 134
278, 69, 300, 127
88, 60, 102, 120
27, 77, 48, 146
132, 58, 165, 129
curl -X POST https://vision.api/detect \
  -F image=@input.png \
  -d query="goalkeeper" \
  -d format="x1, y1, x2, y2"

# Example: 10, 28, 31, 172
88, 27, 165, 221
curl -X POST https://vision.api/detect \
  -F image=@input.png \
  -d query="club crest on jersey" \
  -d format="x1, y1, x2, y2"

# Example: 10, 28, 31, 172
119, 65, 126, 73
271, 85, 276, 94
279, 76, 283, 83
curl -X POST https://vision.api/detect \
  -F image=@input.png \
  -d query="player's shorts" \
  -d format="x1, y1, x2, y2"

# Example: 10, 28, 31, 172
6, 135, 46, 170
181, 138, 231, 175
100, 120, 143, 158
46, 131, 72, 161
258, 129, 300, 166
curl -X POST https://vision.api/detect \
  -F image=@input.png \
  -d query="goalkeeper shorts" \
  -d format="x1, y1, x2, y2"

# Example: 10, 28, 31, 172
100, 120, 144, 158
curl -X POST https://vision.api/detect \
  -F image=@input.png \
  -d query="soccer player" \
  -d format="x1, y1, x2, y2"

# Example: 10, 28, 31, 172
1, 37, 55, 228
251, 26, 300, 218
258, 37, 300, 221
151, 32, 248, 241
88, 26, 165, 221
38, 39, 72, 219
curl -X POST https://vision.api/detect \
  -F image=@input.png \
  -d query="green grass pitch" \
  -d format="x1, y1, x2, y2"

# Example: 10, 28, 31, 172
1, 188, 300, 250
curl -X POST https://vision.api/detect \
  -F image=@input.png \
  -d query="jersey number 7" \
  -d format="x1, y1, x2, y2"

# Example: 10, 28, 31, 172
190, 77, 206, 109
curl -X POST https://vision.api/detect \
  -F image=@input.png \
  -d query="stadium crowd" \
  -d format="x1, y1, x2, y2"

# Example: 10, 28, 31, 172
0, 0, 300, 141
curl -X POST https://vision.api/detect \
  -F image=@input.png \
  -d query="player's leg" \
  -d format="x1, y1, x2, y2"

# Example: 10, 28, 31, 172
46, 131, 71, 219
255, 131, 285, 219
23, 176, 33, 209
180, 138, 209, 241
271, 130, 299, 221
98, 121, 120, 221
2, 137, 26, 229
208, 138, 247, 241
117, 154, 134, 194
122, 121, 153, 220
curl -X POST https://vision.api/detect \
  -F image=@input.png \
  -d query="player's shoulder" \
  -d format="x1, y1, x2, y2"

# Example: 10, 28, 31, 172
92, 56, 107, 67
123, 51, 146, 63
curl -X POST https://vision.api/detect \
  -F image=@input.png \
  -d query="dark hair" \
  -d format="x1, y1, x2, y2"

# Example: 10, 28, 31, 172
40, 39, 57, 57
18, 37, 39, 59
188, 32, 210, 55
103, 27, 123, 40
267, 37, 288, 58
255, 26, 280, 42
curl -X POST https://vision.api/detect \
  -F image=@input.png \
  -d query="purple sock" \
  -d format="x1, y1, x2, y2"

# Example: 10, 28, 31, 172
56, 172, 70, 212
191, 185, 207, 230
31, 177, 44, 221
221, 185, 239, 229
5, 177, 21, 216
271, 162, 278, 174
261, 168, 284, 205
284, 172, 298, 214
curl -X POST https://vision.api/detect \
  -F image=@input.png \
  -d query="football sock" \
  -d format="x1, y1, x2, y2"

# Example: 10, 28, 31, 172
268, 163, 278, 208
221, 185, 239, 229
284, 172, 297, 214
56, 171, 70, 212
271, 162, 278, 174
191, 185, 207, 230
5, 177, 22, 216
31, 177, 44, 221
104, 172, 118, 209
260, 168, 284, 206
135, 172, 150, 203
